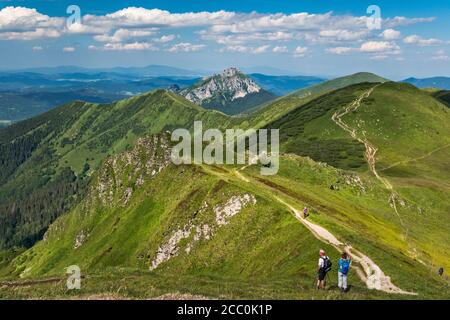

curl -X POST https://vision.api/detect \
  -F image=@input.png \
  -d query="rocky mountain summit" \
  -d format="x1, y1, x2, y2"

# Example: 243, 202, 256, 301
180, 68, 261, 103
175, 67, 276, 115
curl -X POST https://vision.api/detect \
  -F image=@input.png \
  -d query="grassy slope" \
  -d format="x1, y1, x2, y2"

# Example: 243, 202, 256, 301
2, 134, 383, 300
0, 90, 234, 248
3, 141, 448, 299
265, 83, 375, 170
1, 74, 449, 300
242, 155, 450, 299
336, 82, 450, 275
246, 72, 388, 128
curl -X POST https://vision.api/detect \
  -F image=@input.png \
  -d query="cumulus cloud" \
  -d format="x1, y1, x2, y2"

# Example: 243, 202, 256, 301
167, 42, 205, 53
200, 31, 294, 45
381, 29, 401, 40
319, 29, 369, 41
253, 45, 270, 53
83, 7, 236, 29
220, 45, 270, 54
293, 46, 308, 58
63, 46, 76, 52
90, 41, 158, 51
432, 50, 450, 61
0, 5, 441, 64
360, 41, 401, 54
154, 34, 176, 43
403, 34, 442, 46
384, 16, 435, 28
272, 46, 288, 53
326, 47, 354, 55
94, 28, 156, 42
32, 46, 43, 51
0, 6, 63, 40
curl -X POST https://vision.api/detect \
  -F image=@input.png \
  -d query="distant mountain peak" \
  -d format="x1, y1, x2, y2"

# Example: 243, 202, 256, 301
221, 67, 241, 77
179, 67, 263, 105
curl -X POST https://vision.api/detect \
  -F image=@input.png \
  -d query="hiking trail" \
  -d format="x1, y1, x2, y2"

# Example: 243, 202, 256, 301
331, 86, 407, 226
228, 85, 417, 295
231, 166, 416, 295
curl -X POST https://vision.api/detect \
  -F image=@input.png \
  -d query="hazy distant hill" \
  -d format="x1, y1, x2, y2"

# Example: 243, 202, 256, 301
402, 77, 450, 89
249, 73, 325, 95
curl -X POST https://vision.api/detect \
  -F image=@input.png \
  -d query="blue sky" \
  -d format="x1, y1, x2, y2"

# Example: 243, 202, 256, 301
0, 0, 449, 79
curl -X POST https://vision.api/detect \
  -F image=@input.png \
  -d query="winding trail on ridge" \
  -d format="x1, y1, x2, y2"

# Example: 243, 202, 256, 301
329, 84, 416, 294
231, 84, 417, 295
331, 85, 404, 224
232, 167, 416, 295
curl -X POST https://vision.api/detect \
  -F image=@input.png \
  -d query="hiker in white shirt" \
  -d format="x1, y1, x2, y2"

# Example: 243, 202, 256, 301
316, 249, 331, 289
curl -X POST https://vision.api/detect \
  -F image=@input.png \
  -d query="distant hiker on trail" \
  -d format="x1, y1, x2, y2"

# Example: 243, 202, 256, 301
338, 252, 351, 292
317, 249, 332, 289
438, 267, 444, 277
303, 207, 309, 218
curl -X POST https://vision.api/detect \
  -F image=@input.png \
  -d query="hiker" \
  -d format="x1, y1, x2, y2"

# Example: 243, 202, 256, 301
438, 267, 444, 277
338, 252, 351, 292
303, 207, 309, 218
317, 249, 332, 289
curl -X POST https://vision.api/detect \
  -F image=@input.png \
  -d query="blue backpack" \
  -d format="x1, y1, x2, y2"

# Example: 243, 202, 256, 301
339, 259, 350, 275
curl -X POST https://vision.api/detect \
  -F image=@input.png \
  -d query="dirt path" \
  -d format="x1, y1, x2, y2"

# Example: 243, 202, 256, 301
331, 86, 392, 190
233, 167, 415, 295
228, 86, 417, 295
380, 143, 450, 172
0, 277, 62, 287
275, 197, 414, 294
233, 167, 416, 294
331, 86, 406, 224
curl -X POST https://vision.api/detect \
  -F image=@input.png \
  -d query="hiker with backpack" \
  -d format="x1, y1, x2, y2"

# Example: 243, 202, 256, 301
338, 252, 351, 292
303, 207, 309, 218
317, 249, 332, 289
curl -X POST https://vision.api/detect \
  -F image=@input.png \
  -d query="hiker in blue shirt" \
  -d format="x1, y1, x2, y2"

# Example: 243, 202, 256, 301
338, 252, 351, 292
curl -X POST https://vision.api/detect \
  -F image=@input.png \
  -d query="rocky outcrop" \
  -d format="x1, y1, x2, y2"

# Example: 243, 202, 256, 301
179, 67, 261, 105
94, 134, 172, 207
150, 193, 257, 271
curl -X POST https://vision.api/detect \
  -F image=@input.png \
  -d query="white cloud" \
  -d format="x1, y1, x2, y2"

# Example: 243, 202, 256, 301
167, 42, 205, 53
326, 47, 354, 55
293, 46, 308, 58
0, 28, 61, 40
370, 55, 388, 60
154, 34, 176, 43
253, 45, 270, 54
200, 31, 295, 45
0, 6, 63, 40
384, 16, 435, 28
432, 50, 450, 61
360, 41, 400, 54
0, 5, 440, 65
90, 42, 158, 51
403, 34, 442, 46
272, 46, 288, 53
32, 46, 43, 51
319, 29, 368, 41
220, 45, 250, 53
94, 28, 156, 42
63, 46, 76, 52
83, 8, 236, 29
381, 29, 401, 40
219, 44, 270, 54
